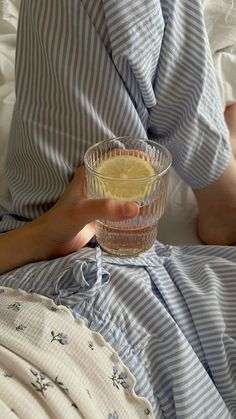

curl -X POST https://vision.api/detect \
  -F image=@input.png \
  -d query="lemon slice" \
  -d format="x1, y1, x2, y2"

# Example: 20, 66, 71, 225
96, 154, 156, 200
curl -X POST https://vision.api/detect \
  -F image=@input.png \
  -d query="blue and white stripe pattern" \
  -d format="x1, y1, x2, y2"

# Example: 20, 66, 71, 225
0, 0, 231, 231
0, 242, 236, 418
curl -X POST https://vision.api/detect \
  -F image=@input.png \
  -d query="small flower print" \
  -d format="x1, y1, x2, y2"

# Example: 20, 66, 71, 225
7, 302, 21, 311
50, 331, 68, 345
108, 412, 119, 419
144, 407, 151, 415
110, 366, 129, 390
50, 307, 58, 312
30, 368, 53, 398
30, 368, 39, 377
54, 376, 69, 394
3, 372, 13, 378
88, 341, 94, 350
16, 324, 27, 331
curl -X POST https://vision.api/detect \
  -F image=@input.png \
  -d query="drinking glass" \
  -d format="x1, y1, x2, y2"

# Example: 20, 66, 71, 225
84, 137, 172, 256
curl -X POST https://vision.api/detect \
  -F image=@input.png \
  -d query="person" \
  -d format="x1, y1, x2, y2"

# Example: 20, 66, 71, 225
0, 166, 140, 275
225, 102, 236, 158
1, 1, 236, 418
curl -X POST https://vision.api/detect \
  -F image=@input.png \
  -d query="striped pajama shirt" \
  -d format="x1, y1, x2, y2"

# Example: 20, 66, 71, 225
0, 1, 236, 417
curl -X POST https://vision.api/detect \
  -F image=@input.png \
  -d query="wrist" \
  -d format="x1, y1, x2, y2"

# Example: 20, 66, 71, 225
25, 214, 53, 262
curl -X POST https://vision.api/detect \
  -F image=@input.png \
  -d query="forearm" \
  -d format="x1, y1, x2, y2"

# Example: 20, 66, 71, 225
0, 168, 140, 275
0, 221, 44, 275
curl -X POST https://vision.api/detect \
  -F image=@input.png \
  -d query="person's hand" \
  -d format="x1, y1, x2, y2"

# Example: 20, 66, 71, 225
30, 167, 139, 260
0, 166, 139, 274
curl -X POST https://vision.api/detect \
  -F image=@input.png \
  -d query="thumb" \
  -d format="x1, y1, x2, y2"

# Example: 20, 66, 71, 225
76, 198, 139, 227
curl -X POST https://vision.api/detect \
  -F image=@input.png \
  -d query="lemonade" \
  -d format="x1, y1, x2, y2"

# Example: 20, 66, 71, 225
84, 138, 172, 256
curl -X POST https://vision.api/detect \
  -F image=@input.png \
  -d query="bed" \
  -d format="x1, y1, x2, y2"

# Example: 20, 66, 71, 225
1, 1, 236, 418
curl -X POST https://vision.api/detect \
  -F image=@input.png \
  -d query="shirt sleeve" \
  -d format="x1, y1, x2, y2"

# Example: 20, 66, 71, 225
147, 0, 231, 189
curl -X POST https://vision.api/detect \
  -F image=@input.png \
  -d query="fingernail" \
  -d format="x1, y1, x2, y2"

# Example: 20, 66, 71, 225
122, 202, 139, 217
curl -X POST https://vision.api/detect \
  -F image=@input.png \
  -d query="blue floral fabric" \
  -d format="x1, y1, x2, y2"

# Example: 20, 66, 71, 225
0, 242, 236, 418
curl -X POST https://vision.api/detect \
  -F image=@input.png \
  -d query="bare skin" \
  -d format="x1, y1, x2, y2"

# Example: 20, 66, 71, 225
194, 103, 236, 245
0, 167, 139, 275
225, 103, 236, 158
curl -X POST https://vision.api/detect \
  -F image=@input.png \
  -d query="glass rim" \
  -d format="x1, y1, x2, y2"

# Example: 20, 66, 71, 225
84, 137, 172, 181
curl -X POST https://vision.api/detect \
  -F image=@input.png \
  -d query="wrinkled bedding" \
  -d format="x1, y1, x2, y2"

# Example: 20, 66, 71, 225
1, 242, 236, 418
0, 3, 236, 419
0, 286, 153, 418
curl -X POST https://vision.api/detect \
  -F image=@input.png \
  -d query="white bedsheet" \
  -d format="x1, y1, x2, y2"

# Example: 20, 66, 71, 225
0, 0, 235, 245
204, 0, 236, 107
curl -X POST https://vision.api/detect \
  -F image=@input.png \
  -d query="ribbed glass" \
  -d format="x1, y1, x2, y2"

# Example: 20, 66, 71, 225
84, 137, 172, 256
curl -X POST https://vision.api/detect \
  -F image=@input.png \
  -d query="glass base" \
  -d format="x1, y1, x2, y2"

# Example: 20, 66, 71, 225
96, 221, 158, 256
